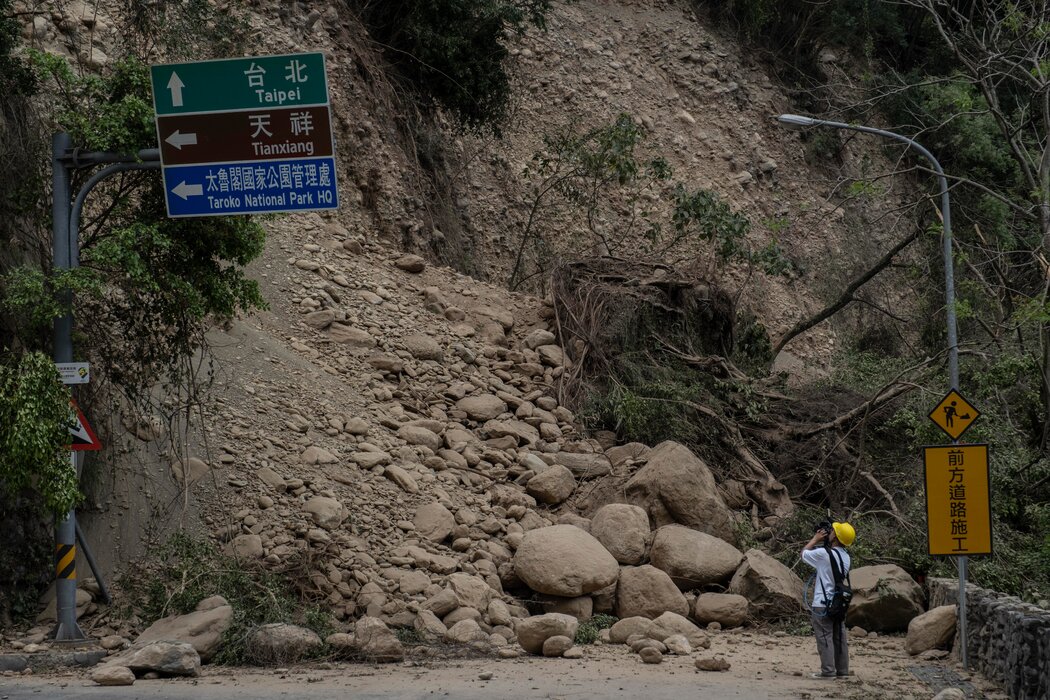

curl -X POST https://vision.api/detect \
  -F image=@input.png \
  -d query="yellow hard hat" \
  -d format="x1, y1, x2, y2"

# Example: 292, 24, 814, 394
832, 522, 856, 547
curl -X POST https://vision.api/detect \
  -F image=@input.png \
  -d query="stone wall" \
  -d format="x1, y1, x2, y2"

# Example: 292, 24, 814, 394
929, 578, 1050, 700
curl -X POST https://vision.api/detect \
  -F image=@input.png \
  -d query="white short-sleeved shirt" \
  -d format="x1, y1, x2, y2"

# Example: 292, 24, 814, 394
801, 546, 851, 608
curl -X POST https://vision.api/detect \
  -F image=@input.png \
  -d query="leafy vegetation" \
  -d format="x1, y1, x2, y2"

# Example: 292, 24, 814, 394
0, 352, 80, 514
121, 533, 333, 665
0, 2, 265, 621
0, 0, 35, 98
354, 0, 551, 133
574, 613, 617, 644
514, 113, 795, 290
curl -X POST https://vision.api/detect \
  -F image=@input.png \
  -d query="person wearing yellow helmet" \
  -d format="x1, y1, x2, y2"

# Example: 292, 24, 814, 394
802, 520, 855, 679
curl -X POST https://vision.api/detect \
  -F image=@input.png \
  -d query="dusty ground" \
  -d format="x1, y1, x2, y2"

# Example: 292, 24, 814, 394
0, 631, 1004, 700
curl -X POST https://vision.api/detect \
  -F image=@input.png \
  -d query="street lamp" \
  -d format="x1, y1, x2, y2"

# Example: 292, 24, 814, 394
777, 114, 959, 387
776, 114, 968, 666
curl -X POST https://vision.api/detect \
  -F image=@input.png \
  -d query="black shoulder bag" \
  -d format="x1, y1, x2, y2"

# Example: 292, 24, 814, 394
824, 547, 853, 622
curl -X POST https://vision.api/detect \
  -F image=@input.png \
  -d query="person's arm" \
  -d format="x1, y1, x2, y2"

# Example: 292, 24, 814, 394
800, 529, 829, 565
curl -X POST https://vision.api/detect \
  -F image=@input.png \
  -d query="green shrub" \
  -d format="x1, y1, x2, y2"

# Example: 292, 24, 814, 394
575, 613, 617, 644
0, 351, 80, 515
356, 0, 551, 133
394, 626, 426, 646
121, 532, 326, 665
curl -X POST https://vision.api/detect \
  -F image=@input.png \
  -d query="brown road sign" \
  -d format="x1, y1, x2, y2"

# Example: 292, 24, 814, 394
928, 389, 980, 441
157, 105, 334, 166
923, 444, 992, 556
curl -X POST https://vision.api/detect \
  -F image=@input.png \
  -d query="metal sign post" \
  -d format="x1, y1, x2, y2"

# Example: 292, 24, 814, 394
49, 133, 160, 641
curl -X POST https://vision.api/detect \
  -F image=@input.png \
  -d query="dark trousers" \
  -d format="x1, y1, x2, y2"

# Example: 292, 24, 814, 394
811, 606, 849, 676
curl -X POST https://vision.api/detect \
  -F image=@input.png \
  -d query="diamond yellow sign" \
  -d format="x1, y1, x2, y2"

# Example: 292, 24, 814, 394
928, 389, 980, 441
923, 445, 992, 556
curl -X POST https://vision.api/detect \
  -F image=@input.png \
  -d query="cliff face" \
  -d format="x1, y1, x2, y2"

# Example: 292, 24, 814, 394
21, 0, 917, 370
16, 0, 921, 583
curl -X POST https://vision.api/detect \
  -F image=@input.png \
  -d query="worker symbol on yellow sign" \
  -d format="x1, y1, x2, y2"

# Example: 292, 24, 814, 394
928, 389, 980, 441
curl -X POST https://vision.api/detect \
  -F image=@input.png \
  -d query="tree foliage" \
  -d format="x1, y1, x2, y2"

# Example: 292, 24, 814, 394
354, 0, 551, 133
512, 113, 794, 289
0, 352, 80, 515
698, 0, 1050, 600
0, 2, 265, 617
6, 53, 268, 399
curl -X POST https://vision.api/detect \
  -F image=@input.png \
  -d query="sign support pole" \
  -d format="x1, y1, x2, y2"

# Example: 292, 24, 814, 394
51, 132, 85, 642
49, 133, 160, 641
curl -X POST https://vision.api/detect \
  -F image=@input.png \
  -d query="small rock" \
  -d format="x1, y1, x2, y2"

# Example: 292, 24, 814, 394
99, 635, 127, 651
563, 646, 584, 659
479, 671, 494, 681
395, 254, 426, 273
664, 634, 691, 655
91, 665, 135, 686
695, 656, 731, 672
639, 646, 663, 664
542, 635, 574, 657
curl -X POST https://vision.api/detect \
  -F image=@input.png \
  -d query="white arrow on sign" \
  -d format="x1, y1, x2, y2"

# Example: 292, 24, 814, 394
171, 181, 203, 200
167, 72, 185, 107
165, 130, 198, 150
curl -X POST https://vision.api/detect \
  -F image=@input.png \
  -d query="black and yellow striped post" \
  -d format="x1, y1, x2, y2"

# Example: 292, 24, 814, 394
55, 543, 76, 581
53, 454, 85, 641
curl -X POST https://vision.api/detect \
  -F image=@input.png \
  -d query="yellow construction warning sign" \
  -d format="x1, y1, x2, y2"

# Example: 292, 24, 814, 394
923, 445, 992, 556
928, 389, 980, 441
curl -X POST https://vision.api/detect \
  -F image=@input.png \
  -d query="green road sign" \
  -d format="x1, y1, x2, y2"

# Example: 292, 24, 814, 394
151, 52, 329, 115
150, 52, 338, 218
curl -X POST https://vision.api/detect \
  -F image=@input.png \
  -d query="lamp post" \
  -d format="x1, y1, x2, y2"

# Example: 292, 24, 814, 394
776, 114, 967, 667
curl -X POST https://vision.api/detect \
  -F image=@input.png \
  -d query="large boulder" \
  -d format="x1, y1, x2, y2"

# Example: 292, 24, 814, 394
413, 502, 456, 542
105, 640, 200, 677
590, 504, 650, 565
457, 395, 507, 421
526, 465, 576, 505
445, 573, 496, 611
355, 617, 405, 662
134, 596, 233, 662
247, 624, 322, 664
648, 611, 709, 648
649, 525, 743, 589
728, 549, 805, 619
609, 616, 654, 644
693, 593, 749, 628
623, 441, 736, 543
615, 565, 689, 619
515, 613, 579, 655
847, 565, 924, 632
905, 605, 957, 655
303, 497, 345, 530
513, 525, 619, 597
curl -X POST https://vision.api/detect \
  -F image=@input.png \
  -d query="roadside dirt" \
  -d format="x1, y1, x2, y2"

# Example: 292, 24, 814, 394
1, 630, 1005, 700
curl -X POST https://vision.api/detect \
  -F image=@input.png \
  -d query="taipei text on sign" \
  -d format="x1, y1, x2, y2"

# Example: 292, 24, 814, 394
923, 444, 992, 556
150, 53, 338, 218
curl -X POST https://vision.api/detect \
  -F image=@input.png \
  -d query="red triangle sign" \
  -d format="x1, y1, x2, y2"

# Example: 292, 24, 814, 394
69, 398, 102, 451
